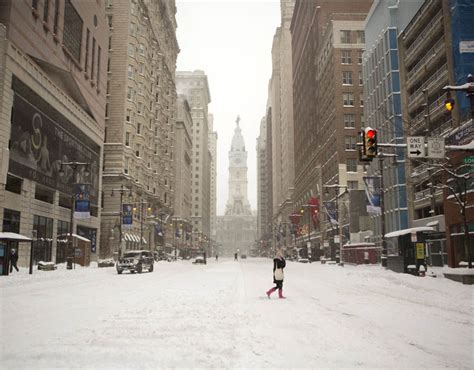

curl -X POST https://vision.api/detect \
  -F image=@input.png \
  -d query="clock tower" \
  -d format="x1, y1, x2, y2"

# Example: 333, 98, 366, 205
225, 116, 251, 216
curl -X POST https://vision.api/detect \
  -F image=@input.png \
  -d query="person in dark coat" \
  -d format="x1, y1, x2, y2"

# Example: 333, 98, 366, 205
234, 252, 238, 261
266, 250, 286, 299
215, 254, 218, 261
10, 249, 19, 273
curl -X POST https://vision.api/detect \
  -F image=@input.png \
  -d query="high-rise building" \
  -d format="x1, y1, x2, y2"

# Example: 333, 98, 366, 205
216, 119, 256, 256
290, 0, 372, 257
0, 0, 108, 265
257, 117, 268, 242
173, 95, 193, 227
363, 0, 423, 253
269, 0, 296, 237
398, 0, 474, 267
102, 0, 179, 257
175, 70, 212, 239
208, 114, 218, 243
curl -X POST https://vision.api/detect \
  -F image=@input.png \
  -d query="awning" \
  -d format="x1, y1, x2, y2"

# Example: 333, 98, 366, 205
385, 227, 435, 238
124, 233, 132, 242
426, 220, 439, 227
141, 237, 147, 244
0, 232, 32, 242
133, 234, 139, 243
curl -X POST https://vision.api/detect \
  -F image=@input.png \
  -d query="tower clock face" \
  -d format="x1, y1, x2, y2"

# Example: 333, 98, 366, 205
234, 157, 241, 165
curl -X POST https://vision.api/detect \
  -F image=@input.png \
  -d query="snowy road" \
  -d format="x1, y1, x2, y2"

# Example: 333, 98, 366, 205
1, 258, 473, 368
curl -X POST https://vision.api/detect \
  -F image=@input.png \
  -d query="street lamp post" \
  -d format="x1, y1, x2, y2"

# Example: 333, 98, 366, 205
111, 185, 133, 258
324, 183, 347, 266
58, 161, 90, 270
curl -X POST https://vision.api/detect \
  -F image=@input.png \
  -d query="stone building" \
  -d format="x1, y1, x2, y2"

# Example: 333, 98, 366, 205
216, 119, 256, 256
208, 113, 218, 243
175, 70, 212, 239
398, 0, 474, 267
0, 0, 108, 264
290, 0, 372, 258
101, 0, 179, 257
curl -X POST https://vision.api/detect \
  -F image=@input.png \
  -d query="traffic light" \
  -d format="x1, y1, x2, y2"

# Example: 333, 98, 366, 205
444, 97, 455, 112
363, 127, 377, 159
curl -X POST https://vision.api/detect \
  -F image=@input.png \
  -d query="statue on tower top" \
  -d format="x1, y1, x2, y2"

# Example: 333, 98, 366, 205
236, 115, 240, 126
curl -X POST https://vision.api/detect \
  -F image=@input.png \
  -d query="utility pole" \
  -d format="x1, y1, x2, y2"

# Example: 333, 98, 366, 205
378, 155, 387, 267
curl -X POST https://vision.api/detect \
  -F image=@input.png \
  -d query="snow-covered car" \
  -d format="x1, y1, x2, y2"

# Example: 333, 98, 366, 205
116, 250, 154, 274
297, 258, 309, 263
192, 252, 207, 265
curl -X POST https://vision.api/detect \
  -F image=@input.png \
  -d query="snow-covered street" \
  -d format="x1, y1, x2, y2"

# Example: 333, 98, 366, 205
1, 258, 473, 369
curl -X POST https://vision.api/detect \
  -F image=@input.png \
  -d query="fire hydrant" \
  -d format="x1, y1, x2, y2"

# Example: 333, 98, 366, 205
418, 264, 426, 277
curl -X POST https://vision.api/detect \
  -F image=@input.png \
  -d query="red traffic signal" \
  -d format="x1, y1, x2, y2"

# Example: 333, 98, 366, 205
363, 127, 377, 158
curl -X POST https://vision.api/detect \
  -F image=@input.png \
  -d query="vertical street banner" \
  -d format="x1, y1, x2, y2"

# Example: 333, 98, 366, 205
323, 201, 338, 225
122, 204, 133, 228
363, 176, 381, 214
155, 223, 162, 237
74, 184, 90, 219
308, 197, 320, 229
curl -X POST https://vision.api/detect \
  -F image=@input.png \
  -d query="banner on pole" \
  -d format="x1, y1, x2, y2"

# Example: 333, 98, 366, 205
74, 184, 90, 219
323, 201, 338, 225
363, 176, 381, 214
122, 204, 133, 228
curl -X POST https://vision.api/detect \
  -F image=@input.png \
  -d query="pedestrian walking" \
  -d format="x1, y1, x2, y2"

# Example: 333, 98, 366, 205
10, 249, 19, 273
266, 250, 286, 299
215, 254, 218, 261
234, 252, 238, 261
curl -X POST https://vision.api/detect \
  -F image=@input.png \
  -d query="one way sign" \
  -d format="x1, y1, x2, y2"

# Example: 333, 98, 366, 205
407, 136, 425, 158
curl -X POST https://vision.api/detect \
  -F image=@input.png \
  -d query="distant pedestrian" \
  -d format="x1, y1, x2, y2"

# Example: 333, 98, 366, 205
215, 254, 218, 261
10, 249, 19, 273
266, 250, 286, 299
234, 252, 238, 261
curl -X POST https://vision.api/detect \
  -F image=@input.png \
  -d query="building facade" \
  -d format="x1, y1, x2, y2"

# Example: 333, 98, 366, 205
208, 113, 218, 243
363, 0, 424, 253
101, 0, 179, 257
173, 95, 192, 227
0, 0, 108, 265
398, 0, 474, 267
216, 120, 256, 256
290, 0, 372, 258
175, 70, 212, 239
256, 117, 268, 242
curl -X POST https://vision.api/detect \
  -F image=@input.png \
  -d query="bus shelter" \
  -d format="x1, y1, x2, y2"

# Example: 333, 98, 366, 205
0, 232, 33, 276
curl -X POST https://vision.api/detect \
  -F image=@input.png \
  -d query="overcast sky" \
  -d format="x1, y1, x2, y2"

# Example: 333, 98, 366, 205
176, 0, 281, 215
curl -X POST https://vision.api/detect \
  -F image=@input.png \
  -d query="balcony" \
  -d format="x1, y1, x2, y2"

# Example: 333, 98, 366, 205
405, 10, 443, 66
408, 64, 449, 114
407, 38, 446, 89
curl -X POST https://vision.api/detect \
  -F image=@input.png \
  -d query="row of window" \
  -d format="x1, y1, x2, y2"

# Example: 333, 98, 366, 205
340, 30, 365, 44
342, 71, 363, 86
341, 50, 363, 65
343, 92, 364, 107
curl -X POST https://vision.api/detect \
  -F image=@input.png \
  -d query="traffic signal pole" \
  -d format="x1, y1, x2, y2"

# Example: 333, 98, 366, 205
378, 154, 387, 267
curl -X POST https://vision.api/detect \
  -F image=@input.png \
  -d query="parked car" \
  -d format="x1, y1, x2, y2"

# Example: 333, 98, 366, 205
297, 258, 309, 263
192, 251, 207, 264
116, 250, 154, 274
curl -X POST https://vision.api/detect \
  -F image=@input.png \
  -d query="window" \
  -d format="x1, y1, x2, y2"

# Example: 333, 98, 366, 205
346, 159, 357, 172
361, 114, 365, 126
360, 97, 364, 107
128, 44, 135, 57
125, 132, 130, 146
3, 209, 21, 233
108, 15, 113, 28
63, 0, 83, 62
135, 144, 140, 157
97, 46, 101, 87
126, 109, 131, 122
341, 30, 351, 44
342, 71, 353, 85
356, 31, 365, 44
138, 43, 145, 55
138, 63, 144, 75
33, 215, 53, 263
34, 184, 54, 204
128, 65, 134, 78
344, 114, 355, 128
91, 37, 96, 81
53, 0, 60, 34
359, 72, 363, 86
358, 51, 363, 64
56, 219, 70, 263
43, 0, 49, 22
127, 86, 133, 99
137, 123, 141, 135
138, 102, 142, 114
343, 93, 354, 106
345, 136, 357, 150
32, 0, 39, 10
5, 174, 22, 194
341, 50, 351, 64
347, 181, 358, 190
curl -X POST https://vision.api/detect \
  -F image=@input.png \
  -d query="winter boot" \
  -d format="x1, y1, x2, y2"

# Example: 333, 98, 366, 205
266, 287, 276, 298
278, 288, 286, 299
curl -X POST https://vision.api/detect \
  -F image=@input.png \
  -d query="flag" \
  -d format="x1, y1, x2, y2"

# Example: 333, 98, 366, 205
74, 184, 90, 219
122, 204, 133, 228
363, 176, 381, 214
323, 201, 338, 225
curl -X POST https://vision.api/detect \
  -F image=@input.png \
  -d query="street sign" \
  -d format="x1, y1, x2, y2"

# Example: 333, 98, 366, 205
464, 156, 474, 164
407, 136, 425, 158
427, 137, 445, 159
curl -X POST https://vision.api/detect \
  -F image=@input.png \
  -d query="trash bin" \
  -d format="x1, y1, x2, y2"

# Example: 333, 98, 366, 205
66, 257, 73, 270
